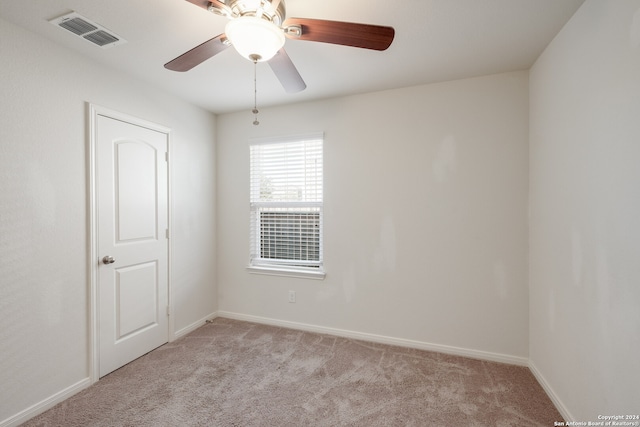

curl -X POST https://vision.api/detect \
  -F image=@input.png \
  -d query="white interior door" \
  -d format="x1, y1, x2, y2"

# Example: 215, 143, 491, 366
96, 113, 169, 377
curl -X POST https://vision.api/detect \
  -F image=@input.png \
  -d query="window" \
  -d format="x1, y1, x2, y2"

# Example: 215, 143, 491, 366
249, 133, 324, 278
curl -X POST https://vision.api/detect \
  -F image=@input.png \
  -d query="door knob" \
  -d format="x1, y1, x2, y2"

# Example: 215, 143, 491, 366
102, 255, 116, 265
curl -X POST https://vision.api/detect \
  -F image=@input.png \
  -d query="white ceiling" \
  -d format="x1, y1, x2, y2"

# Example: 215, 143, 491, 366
0, 0, 585, 114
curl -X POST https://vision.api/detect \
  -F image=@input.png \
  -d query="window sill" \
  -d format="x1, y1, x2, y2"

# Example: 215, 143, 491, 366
247, 265, 326, 280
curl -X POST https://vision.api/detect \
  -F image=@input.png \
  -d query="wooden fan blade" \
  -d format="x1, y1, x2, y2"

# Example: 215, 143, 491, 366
268, 48, 307, 93
164, 34, 230, 72
283, 18, 394, 51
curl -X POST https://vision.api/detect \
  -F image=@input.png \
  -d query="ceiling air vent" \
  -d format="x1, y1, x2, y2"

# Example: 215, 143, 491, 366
49, 12, 126, 48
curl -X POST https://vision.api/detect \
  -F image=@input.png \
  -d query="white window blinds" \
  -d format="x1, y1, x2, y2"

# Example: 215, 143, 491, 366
249, 133, 323, 272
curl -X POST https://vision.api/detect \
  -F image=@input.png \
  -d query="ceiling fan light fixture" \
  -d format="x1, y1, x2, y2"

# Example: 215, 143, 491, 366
225, 16, 285, 62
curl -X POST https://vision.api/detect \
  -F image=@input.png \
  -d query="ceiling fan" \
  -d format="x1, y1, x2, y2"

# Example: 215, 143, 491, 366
164, 0, 395, 94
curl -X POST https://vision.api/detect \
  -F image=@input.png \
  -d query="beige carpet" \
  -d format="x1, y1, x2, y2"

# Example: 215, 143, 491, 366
23, 318, 561, 426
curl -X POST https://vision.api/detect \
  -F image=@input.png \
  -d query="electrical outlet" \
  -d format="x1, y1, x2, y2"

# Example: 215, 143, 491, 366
288, 290, 296, 303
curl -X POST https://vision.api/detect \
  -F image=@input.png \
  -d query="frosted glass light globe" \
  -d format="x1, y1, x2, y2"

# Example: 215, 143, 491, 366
225, 16, 285, 62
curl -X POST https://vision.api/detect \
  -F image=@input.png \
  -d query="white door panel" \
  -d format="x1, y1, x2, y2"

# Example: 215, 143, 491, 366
115, 261, 158, 339
96, 114, 169, 378
115, 140, 158, 242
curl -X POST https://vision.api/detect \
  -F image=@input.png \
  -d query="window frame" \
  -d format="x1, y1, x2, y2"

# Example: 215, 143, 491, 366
247, 132, 325, 280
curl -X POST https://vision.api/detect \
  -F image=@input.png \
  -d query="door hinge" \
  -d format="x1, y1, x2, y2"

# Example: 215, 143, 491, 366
164, 152, 168, 162
165, 228, 170, 239
166, 306, 170, 317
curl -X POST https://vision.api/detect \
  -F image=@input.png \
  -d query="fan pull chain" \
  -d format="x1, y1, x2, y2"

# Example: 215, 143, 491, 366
252, 56, 260, 126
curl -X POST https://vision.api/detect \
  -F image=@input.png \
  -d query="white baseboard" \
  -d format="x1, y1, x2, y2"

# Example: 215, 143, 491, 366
173, 311, 218, 340
528, 360, 573, 422
0, 377, 90, 427
215, 311, 529, 366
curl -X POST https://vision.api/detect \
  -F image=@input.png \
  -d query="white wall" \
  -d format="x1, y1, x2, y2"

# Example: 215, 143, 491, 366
529, 0, 640, 421
0, 18, 217, 424
217, 71, 530, 361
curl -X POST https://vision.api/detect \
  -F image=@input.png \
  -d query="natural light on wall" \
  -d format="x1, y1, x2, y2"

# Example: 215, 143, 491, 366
248, 133, 324, 279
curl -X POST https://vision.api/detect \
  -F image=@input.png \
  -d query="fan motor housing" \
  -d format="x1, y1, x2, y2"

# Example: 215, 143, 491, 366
209, 0, 286, 26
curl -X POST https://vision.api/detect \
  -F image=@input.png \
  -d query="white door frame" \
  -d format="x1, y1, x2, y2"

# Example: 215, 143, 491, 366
88, 103, 173, 383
